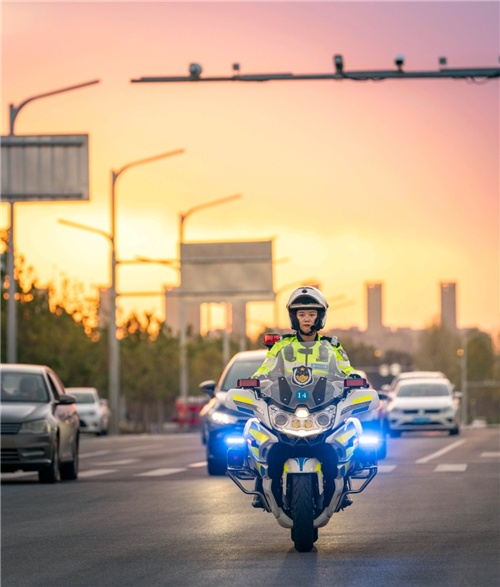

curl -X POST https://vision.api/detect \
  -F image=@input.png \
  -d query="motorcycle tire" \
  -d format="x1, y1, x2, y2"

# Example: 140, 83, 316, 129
291, 475, 315, 552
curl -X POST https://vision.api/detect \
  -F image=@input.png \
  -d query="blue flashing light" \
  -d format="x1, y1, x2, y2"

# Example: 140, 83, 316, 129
225, 435, 245, 446
359, 434, 380, 447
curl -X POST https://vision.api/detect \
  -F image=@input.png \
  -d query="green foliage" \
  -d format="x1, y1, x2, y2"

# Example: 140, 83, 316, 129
414, 323, 462, 386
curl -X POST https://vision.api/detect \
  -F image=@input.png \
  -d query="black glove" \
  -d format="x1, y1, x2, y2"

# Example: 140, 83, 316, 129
349, 373, 361, 379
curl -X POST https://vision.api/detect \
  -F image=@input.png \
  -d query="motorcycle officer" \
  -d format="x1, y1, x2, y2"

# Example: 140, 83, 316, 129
250, 286, 360, 508
252, 286, 357, 383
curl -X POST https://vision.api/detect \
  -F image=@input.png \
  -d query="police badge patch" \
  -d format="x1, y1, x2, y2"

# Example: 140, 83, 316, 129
292, 365, 313, 386
338, 348, 349, 361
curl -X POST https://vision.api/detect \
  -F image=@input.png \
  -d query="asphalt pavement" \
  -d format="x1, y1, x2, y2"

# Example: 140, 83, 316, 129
2, 428, 499, 587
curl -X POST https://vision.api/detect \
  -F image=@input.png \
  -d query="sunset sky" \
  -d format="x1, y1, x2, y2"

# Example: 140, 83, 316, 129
2, 2, 499, 336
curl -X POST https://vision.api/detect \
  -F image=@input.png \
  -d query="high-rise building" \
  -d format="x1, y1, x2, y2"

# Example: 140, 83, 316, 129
366, 283, 383, 333
440, 282, 457, 331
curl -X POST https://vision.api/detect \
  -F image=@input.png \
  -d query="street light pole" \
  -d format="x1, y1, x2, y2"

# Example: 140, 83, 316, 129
177, 194, 242, 405
107, 148, 184, 434
4, 79, 100, 364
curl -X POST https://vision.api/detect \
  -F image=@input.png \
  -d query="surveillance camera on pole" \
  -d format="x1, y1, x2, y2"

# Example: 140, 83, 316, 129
395, 55, 405, 71
189, 63, 202, 80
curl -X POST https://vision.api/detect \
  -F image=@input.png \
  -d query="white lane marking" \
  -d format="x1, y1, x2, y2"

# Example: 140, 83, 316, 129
1, 471, 37, 479
117, 446, 158, 453
79, 450, 112, 459
79, 469, 117, 478
136, 468, 186, 477
434, 464, 467, 472
416, 440, 466, 464
94, 459, 139, 466
378, 465, 397, 473
188, 461, 207, 468
481, 452, 500, 458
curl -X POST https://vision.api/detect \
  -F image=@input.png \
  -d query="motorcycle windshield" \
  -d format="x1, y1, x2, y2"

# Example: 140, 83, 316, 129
266, 375, 343, 411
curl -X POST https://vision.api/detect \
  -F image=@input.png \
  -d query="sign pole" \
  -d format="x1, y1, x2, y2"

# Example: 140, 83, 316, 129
6, 202, 17, 363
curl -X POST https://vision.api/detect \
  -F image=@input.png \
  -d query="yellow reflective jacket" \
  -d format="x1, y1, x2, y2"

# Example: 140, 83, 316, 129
252, 333, 355, 382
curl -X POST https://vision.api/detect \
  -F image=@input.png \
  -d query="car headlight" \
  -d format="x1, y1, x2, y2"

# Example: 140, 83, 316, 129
19, 419, 50, 434
211, 411, 238, 425
271, 406, 334, 437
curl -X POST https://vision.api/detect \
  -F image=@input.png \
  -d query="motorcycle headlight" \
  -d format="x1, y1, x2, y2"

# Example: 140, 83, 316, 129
271, 406, 335, 437
19, 419, 50, 434
211, 411, 238, 425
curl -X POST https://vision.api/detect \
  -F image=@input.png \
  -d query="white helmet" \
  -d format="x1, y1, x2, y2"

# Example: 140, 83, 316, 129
286, 286, 329, 331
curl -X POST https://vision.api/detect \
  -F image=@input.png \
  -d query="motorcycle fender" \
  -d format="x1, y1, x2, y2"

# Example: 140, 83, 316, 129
244, 418, 278, 475
262, 478, 294, 529
282, 458, 324, 496
314, 477, 345, 528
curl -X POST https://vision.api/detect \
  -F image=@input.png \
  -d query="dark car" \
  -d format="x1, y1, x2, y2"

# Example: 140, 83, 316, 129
1, 364, 80, 483
354, 369, 388, 459
199, 350, 267, 475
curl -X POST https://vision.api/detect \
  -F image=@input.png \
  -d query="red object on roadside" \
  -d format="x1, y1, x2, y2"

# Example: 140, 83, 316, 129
175, 396, 208, 427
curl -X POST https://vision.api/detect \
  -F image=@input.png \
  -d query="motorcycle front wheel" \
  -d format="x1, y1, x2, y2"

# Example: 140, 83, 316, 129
291, 474, 315, 552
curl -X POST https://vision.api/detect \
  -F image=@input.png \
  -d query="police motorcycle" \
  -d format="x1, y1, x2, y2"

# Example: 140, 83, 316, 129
224, 334, 380, 552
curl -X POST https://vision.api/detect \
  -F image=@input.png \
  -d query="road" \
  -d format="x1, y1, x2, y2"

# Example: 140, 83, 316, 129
2, 428, 499, 587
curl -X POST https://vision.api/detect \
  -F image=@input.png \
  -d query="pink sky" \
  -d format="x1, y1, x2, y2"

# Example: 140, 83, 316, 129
2, 2, 499, 335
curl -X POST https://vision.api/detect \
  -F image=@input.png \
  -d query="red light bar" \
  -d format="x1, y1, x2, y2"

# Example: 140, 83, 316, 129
263, 333, 281, 349
237, 379, 260, 388
344, 378, 367, 388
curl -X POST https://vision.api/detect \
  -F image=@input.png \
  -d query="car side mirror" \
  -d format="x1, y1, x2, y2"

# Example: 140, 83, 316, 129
199, 380, 216, 398
100, 399, 109, 406
453, 392, 463, 399
57, 394, 76, 405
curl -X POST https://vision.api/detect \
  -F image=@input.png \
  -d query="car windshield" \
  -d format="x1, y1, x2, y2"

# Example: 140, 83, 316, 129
72, 393, 97, 404
220, 359, 265, 391
397, 383, 450, 398
1, 372, 50, 403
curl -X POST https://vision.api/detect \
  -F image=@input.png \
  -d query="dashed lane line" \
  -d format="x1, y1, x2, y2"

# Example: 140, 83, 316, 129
481, 452, 500, 458
416, 440, 466, 464
94, 459, 140, 466
79, 469, 118, 478
79, 450, 112, 459
135, 468, 186, 477
378, 465, 397, 473
188, 461, 208, 468
434, 464, 467, 472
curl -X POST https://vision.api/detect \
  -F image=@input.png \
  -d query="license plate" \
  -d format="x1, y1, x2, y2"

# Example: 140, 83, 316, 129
413, 417, 430, 424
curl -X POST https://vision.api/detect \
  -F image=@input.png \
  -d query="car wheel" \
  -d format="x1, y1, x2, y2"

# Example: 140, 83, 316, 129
389, 429, 401, 438
449, 427, 460, 436
60, 437, 79, 481
377, 439, 387, 460
207, 457, 227, 476
39, 440, 60, 484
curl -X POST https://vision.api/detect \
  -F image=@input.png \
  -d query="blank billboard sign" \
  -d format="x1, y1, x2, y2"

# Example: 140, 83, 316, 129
1, 134, 89, 201
179, 241, 274, 303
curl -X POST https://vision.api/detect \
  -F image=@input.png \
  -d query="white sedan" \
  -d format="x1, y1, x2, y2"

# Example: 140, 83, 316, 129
66, 388, 110, 436
385, 377, 460, 436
